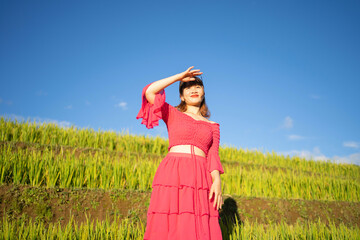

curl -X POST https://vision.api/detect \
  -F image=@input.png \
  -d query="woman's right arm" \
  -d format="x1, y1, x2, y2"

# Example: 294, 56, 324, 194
145, 66, 203, 104
145, 73, 181, 105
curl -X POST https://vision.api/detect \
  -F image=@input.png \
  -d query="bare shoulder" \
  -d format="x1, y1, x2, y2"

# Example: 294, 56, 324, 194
202, 117, 217, 124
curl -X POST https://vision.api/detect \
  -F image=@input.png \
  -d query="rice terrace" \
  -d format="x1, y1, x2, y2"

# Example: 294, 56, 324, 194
0, 116, 359, 239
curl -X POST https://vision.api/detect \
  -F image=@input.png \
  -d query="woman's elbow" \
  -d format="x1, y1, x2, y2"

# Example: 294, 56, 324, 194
145, 90, 155, 105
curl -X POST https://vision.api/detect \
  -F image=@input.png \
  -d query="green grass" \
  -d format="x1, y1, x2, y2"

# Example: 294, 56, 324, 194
1, 213, 359, 240
1, 116, 359, 239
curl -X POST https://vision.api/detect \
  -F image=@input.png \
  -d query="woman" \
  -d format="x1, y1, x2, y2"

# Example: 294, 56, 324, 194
136, 66, 225, 240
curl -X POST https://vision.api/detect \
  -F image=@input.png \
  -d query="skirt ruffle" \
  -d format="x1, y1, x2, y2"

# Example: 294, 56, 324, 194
144, 152, 222, 240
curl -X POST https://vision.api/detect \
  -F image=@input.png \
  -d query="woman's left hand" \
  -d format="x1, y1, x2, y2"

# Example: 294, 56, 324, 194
209, 179, 223, 210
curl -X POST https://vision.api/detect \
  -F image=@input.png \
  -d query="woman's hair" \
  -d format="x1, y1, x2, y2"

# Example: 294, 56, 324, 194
174, 76, 211, 119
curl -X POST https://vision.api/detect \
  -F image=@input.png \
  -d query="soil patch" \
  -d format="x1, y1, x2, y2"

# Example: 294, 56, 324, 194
1, 184, 359, 228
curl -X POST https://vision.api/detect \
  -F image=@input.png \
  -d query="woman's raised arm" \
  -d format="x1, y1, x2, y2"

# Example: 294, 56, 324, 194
145, 66, 203, 104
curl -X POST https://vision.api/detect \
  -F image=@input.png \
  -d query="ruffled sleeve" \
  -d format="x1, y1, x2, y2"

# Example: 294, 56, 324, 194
136, 82, 169, 129
207, 123, 225, 174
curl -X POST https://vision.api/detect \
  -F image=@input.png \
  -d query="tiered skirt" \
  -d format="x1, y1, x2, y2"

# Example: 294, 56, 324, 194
144, 152, 222, 240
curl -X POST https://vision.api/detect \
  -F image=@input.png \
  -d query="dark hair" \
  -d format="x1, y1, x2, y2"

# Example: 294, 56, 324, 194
174, 75, 211, 119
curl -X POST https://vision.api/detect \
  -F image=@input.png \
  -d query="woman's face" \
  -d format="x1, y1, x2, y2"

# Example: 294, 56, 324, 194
180, 84, 204, 106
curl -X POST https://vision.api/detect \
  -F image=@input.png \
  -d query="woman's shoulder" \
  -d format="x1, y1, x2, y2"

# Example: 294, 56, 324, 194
168, 105, 218, 124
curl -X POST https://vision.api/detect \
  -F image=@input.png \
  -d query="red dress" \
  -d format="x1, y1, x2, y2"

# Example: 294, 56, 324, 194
136, 82, 225, 240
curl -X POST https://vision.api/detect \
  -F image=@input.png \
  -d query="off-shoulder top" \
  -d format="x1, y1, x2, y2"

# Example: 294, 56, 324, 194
136, 82, 224, 174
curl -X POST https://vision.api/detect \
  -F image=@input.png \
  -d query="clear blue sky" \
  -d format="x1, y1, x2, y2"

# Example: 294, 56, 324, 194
1, 0, 359, 165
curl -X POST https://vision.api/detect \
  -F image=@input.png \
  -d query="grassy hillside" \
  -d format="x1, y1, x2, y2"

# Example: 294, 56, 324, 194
0, 116, 359, 239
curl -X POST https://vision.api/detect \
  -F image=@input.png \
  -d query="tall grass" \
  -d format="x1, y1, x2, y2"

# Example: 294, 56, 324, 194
1, 117, 359, 201
1, 213, 359, 240
1, 117, 360, 239
0, 213, 145, 240
2, 116, 358, 179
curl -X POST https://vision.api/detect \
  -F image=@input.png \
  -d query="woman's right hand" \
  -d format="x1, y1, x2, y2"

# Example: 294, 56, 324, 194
178, 66, 203, 82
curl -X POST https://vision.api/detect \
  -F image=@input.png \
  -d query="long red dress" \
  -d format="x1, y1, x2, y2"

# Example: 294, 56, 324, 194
136, 82, 225, 240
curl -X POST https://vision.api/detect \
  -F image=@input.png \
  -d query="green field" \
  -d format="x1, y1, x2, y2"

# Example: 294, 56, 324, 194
0, 116, 359, 239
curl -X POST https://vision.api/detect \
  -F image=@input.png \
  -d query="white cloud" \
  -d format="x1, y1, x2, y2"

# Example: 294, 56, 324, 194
279, 147, 328, 162
343, 141, 359, 149
0, 97, 13, 105
115, 101, 128, 110
1, 113, 73, 129
64, 104, 72, 109
332, 153, 360, 165
282, 116, 293, 129
279, 146, 360, 166
310, 94, 320, 99
35, 90, 48, 96
288, 134, 305, 140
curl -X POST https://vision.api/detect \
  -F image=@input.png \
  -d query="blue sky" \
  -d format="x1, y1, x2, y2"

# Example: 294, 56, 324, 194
1, 0, 359, 165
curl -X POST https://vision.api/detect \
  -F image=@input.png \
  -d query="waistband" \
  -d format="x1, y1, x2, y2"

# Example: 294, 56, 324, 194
166, 151, 207, 161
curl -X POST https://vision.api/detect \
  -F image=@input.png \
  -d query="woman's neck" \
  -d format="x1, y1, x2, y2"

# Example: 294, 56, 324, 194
185, 105, 201, 116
